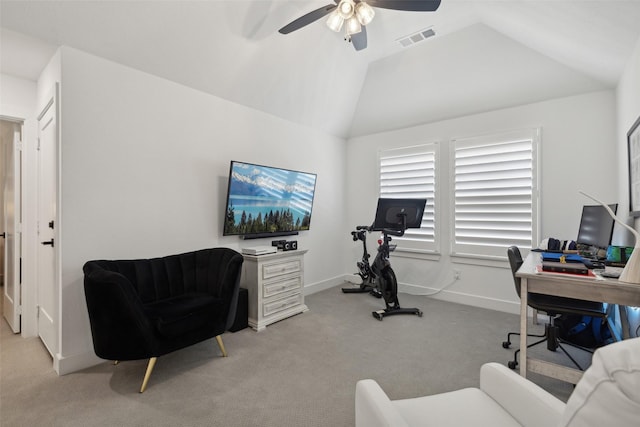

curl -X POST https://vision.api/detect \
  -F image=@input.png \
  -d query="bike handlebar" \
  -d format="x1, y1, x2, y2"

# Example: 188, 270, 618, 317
352, 225, 372, 241
351, 229, 367, 242
351, 223, 405, 239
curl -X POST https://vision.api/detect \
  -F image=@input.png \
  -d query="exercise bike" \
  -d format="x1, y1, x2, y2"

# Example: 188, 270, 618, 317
341, 225, 383, 298
342, 198, 427, 321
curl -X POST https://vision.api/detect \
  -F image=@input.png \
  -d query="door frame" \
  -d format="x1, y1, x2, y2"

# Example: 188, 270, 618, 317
0, 111, 38, 338
36, 85, 61, 366
1, 117, 23, 332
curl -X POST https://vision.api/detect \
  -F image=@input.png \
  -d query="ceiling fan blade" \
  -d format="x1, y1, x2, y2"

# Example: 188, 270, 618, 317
279, 4, 337, 34
366, 0, 441, 12
351, 26, 367, 51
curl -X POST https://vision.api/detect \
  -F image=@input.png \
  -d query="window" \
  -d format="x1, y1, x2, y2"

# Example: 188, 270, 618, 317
451, 129, 539, 259
378, 143, 438, 253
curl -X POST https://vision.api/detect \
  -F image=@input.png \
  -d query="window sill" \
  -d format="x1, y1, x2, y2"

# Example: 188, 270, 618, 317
450, 252, 508, 269
391, 248, 441, 261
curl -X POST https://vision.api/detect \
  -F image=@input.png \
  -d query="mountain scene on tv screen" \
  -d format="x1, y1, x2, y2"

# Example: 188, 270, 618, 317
224, 163, 315, 236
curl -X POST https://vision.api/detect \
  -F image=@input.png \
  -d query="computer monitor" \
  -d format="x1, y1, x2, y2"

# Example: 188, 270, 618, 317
372, 198, 427, 231
576, 204, 618, 251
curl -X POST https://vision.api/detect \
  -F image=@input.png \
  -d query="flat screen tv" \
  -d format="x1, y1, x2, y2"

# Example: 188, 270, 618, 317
223, 161, 317, 239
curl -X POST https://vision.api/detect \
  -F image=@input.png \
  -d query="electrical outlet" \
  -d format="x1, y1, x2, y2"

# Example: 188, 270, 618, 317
454, 270, 461, 280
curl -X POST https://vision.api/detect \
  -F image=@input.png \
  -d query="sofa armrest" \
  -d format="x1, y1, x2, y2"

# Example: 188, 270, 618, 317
84, 265, 156, 360
480, 362, 565, 426
355, 379, 410, 427
221, 255, 243, 330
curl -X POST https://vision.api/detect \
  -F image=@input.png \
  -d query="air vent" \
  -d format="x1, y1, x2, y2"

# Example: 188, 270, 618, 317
397, 28, 435, 48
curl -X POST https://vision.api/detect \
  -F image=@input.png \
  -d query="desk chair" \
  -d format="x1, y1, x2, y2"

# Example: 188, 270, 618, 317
503, 246, 614, 371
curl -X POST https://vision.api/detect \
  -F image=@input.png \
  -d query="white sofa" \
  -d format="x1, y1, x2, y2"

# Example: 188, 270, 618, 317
355, 336, 640, 426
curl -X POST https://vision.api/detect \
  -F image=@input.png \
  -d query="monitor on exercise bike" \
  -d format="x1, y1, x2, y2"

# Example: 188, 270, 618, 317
371, 198, 427, 232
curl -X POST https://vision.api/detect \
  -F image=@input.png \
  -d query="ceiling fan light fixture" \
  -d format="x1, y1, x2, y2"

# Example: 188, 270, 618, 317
355, 2, 375, 26
326, 10, 344, 32
338, 0, 356, 20
345, 15, 362, 36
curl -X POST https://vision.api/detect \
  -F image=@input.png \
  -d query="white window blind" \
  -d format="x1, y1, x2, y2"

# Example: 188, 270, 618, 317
379, 143, 438, 252
451, 129, 539, 259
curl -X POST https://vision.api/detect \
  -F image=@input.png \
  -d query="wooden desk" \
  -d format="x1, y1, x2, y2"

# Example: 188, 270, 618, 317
516, 252, 640, 383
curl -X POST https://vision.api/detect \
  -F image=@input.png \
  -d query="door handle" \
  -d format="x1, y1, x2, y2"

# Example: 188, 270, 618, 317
41, 239, 54, 247
0, 232, 5, 238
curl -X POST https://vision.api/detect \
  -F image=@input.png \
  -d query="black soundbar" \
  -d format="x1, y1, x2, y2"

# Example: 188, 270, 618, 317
240, 231, 298, 240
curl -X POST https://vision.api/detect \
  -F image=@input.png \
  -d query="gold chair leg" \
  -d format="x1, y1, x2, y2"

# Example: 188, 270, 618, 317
139, 357, 157, 393
215, 335, 227, 357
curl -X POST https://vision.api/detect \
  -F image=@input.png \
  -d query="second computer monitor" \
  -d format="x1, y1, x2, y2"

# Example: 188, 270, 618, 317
576, 204, 618, 251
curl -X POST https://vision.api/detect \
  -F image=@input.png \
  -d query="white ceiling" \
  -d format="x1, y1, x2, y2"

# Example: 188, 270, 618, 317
2, 1, 640, 138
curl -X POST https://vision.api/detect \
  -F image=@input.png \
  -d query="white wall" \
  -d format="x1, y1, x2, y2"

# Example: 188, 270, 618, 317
349, 24, 607, 138
0, 73, 39, 337
346, 90, 617, 313
614, 36, 640, 337
616, 36, 640, 239
53, 47, 347, 373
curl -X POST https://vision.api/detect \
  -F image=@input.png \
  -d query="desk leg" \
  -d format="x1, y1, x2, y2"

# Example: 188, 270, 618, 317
519, 277, 529, 378
619, 305, 630, 340
605, 304, 623, 342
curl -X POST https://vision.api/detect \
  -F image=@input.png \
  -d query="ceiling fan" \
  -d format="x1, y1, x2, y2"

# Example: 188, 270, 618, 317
278, 0, 441, 51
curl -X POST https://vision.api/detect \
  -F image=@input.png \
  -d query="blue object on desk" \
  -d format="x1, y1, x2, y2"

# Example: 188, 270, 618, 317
541, 252, 583, 263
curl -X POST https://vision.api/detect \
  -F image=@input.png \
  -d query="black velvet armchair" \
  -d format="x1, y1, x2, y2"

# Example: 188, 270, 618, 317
83, 247, 244, 392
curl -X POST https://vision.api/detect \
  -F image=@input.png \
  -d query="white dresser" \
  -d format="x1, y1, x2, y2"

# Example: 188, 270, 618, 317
240, 249, 308, 331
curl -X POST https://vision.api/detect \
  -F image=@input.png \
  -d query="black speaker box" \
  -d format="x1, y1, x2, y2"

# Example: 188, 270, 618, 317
283, 240, 298, 251
229, 287, 248, 332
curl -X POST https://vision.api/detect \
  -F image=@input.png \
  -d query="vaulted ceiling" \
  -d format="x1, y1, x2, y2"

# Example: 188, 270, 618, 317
2, 1, 640, 138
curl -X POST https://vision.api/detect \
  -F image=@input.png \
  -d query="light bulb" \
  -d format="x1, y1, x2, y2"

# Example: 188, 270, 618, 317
355, 1, 375, 26
345, 15, 362, 36
338, 0, 355, 19
326, 10, 344, 32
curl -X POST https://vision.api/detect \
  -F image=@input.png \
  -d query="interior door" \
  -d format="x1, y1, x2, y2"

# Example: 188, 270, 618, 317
2, 120, 22, 333
37, 88, 58, 356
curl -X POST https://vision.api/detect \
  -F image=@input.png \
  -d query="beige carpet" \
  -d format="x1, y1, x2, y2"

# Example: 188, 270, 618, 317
1, 285, 585, 427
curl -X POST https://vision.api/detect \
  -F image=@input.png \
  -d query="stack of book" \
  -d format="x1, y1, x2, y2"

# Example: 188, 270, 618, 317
541, 252, 589, 275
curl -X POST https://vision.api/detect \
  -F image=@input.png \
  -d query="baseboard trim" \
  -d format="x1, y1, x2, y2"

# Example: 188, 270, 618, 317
55, 350, 103, 375
308, 278, 528, 318
399, 282, 521, 315
304, 275, 349, 296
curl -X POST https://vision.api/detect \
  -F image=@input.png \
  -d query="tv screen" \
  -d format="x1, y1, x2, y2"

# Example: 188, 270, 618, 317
223, 161, 317, 239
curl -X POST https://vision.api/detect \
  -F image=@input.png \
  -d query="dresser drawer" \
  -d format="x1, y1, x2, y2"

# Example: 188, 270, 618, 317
262, 258, 302, 280
263, 275, 302, 299
263, 293, 303, 317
